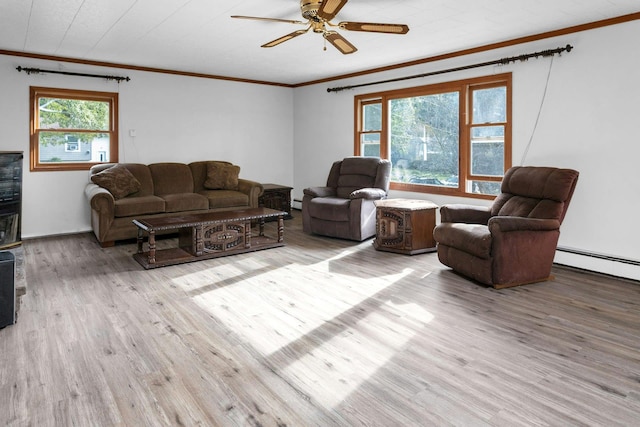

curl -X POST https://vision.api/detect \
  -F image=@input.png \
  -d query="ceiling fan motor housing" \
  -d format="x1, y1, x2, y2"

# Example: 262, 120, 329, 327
300, 0, 323, 21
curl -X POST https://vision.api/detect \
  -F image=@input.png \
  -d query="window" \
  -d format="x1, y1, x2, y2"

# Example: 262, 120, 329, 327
30, 87, 118, 171
358, 100, 382, 157
355, 74, 511, 199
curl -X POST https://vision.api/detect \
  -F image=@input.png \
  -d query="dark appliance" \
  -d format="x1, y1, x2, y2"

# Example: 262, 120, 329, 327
0, 152, 23, 250
0, 251, 15, 328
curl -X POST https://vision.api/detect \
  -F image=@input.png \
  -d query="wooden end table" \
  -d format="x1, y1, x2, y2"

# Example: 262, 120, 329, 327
258, 184, 293, 220
373, 199, 438, 255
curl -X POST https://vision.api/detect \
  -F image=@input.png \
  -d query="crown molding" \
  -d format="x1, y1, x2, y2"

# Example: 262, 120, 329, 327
2, 11, 638, 89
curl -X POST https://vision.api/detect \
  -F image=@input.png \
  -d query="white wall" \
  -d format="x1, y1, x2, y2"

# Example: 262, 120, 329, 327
293, 20, 640, 280
0, 56, 294, 239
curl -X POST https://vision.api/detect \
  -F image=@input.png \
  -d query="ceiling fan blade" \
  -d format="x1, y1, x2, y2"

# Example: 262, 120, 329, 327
231, 15, 306, 25
339, 21, 409, 34
317, 0, 349, 21
261, 29, 309, 48
324, 31, 357, 54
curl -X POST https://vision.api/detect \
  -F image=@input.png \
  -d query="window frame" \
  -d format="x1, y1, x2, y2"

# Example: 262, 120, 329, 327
29, 86, 119, 172
354, 73, 511, 199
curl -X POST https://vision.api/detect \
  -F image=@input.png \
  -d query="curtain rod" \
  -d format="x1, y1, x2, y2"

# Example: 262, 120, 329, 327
327, 44, 573, 93
16, 66, 130, 83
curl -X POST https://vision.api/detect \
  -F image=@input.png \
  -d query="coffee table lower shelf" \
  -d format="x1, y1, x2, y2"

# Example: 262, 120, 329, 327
133, 236, 284, 269
132, 208, 285, 269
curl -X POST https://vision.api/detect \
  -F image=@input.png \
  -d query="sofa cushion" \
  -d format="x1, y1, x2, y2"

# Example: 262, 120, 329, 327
114, 195, 165, 218
200, 190, 249, 209
161, 193, 209, 213
149, 163, 195, 195
91, 164, 141, 199
307, 197, 351, 221
189, 161, 234, 192
204, 163, 240, 190
122, 164, 155, 196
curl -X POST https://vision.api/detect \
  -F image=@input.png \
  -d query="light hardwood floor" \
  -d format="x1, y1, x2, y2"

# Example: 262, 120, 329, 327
1, 213, 639, 426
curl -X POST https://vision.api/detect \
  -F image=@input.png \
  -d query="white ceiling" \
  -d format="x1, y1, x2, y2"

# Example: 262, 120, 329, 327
1, 0, 638, 86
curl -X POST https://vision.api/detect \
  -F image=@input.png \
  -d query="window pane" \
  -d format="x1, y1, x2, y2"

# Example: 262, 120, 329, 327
38, 97, 110, 130
362, 103, 382, 131
469, 180, 501, 196
361, 133, 381, 157
38, 132, 110, 163
471, 125, 504, 139
471, 126, 504, 176
472, 87, 506, 124
389, 92, 459, 186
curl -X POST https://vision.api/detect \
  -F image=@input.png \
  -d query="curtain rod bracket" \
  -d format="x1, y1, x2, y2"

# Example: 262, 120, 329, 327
16, 66, 130, 83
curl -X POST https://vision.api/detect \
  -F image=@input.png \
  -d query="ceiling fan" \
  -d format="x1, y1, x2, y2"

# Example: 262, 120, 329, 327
231, 0, 409, 55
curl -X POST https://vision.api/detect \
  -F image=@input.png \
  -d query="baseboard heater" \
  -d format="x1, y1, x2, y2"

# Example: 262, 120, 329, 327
556, 246, 640, 266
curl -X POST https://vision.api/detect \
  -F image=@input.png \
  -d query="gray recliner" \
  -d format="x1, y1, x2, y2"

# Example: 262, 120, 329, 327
302, 157, 391, 241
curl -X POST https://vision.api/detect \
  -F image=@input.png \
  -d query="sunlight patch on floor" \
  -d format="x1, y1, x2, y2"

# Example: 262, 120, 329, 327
283, 300, 434, 409
177, 254, 416, 356
170, 257, 271, 290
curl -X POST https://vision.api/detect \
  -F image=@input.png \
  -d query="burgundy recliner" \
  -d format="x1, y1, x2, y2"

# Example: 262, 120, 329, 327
433, 166, 579, 288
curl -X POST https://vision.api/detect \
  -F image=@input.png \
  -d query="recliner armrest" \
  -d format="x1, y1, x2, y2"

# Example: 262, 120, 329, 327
350, 188, 386, 200
304, 186, 336, 198
440, 204, 492, 224
489, 216, 560, 233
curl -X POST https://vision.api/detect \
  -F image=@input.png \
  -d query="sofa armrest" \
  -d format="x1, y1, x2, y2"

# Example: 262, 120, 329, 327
304, 186, 336, 198
85, 183, 115, 215
489, 216, 560, 233
440, 204, 492, 224
85, 183, 116, 245
350, 188, 386, 200
237, 178, 263, 208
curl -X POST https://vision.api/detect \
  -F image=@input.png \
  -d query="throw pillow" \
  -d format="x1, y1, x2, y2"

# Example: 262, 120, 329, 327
91, 164, 141, 199
204, 163, 240, 190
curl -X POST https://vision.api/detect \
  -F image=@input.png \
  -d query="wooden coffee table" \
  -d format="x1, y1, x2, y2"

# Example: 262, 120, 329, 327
133, 207, 285, 269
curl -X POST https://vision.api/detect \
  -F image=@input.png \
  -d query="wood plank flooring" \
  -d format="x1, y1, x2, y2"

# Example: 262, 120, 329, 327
1, 213, 639, 426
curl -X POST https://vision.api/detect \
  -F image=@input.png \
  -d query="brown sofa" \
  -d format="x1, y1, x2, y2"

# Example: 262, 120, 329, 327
85, 161, 263, 247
